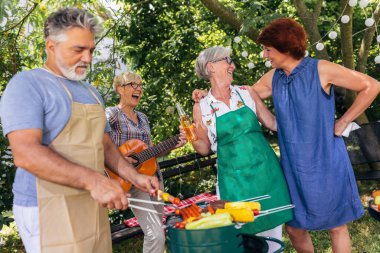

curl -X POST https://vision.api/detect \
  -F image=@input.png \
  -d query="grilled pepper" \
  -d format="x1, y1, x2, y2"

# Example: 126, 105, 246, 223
215, 208, 254, 223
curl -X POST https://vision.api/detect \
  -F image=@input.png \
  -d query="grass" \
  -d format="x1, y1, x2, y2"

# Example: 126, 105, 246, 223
282, 212, 380, 253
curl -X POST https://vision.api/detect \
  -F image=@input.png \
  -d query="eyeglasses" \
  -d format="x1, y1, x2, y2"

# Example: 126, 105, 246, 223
210, 56, 233, 65
121, 82, 144, 89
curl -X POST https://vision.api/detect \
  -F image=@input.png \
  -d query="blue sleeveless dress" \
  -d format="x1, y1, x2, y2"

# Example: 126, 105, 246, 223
272, 57, 364, 230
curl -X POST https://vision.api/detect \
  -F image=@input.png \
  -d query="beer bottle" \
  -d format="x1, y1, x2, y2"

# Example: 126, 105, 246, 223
176, 102, 197, 142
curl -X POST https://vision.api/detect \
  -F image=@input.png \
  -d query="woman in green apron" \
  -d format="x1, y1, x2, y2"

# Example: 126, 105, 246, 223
191, 46, 293, 250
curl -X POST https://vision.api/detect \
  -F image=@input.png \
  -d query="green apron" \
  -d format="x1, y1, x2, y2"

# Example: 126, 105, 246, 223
212, 91, 293, 234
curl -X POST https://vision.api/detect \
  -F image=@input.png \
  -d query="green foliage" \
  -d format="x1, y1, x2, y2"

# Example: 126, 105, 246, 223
0, 127, 16, 228
107, 1, 218, 142
0, 212, 14, 232
0, 215, 24, 253
107, 0, 278, 142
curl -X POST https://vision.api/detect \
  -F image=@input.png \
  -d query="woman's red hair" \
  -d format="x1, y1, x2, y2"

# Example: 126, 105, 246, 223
257, 18, 308, 60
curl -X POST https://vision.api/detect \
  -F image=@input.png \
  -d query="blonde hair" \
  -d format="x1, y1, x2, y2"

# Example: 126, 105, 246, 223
113, 71, 143, 94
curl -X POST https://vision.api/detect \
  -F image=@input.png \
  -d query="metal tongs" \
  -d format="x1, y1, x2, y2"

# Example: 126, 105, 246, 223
127, 197, 165, 215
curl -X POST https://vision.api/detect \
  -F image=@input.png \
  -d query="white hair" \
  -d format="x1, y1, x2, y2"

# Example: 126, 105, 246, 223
195, 46, 231, 80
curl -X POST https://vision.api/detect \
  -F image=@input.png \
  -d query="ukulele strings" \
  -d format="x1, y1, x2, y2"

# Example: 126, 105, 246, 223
136, 136, 180, 163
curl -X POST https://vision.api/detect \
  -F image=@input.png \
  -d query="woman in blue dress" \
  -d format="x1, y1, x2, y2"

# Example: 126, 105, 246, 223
253, 18, 380, 252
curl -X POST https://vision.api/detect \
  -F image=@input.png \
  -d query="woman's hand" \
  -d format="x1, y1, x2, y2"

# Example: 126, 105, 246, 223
191, 103, 212, 155
175, 125, 188, 148
192, 89, 208, 103
123, 150, 138, 164
334, 118, 350, 136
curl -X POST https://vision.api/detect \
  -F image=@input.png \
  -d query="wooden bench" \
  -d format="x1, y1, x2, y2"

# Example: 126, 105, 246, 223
343, 122, 380, 180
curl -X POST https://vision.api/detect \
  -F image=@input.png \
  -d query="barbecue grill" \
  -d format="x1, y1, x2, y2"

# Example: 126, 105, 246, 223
166, 216, 284, 253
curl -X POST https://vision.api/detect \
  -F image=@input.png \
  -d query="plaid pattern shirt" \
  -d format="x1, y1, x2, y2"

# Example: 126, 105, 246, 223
105, 106, 152, 147
105, 106, 163, 181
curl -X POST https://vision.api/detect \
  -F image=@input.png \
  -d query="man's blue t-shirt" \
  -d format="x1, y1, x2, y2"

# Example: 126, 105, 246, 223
0, 68, 110, 206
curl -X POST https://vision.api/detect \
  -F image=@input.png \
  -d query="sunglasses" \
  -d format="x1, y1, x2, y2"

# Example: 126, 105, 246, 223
121, 82, 144, 89
211, 56, 233, 65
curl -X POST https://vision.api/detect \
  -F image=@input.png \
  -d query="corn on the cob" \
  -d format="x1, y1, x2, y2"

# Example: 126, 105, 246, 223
215, 208, 254, 223
224, 201, 261, 211
185, 212, 233, 230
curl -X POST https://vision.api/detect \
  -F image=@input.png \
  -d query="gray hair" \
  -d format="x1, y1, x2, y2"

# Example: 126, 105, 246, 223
44, 7, 103, 42
195, 46, 231, 80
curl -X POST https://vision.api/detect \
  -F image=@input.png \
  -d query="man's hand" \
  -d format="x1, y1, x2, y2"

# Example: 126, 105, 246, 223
192, 89, 208, 103
86, 172, 129, 210
133, 174, 159, 196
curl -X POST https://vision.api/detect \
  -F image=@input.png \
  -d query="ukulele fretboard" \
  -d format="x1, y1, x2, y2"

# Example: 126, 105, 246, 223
133, 135, 180, 165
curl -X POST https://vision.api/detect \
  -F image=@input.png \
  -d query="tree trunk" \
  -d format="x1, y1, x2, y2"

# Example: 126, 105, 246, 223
339, 0, 380, 171
293, 0, 330, 60
357, 3, 380, 73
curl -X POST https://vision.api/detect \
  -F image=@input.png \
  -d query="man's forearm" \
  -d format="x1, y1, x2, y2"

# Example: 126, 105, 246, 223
11, 139, 100, 191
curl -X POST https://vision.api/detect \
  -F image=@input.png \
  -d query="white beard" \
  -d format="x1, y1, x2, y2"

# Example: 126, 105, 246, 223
56, 51, 89, 81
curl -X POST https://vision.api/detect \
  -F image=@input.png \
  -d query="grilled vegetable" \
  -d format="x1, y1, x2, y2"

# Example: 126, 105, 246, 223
207, 205, 215, 214
372, 190, 380, 199
215, 208, 254, 223
225, 202, 261, 211
185, 212, 233, 230
158, 190, 181, 205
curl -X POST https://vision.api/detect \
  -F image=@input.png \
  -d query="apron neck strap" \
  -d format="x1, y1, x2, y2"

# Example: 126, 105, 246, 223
209, 87, 247, 118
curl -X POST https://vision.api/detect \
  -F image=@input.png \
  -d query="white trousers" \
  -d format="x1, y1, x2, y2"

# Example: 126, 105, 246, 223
13, 205, 40, 253
129, 181, 165, 253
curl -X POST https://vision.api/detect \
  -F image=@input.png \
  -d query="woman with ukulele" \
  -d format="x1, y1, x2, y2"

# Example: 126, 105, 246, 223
106, 71, 187, 253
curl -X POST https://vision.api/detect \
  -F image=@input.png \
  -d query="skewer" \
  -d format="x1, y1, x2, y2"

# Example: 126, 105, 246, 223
128, 197, 166, 205
255, 204, 295, 218
239, 194, 271, 202
128, 204, 163, 215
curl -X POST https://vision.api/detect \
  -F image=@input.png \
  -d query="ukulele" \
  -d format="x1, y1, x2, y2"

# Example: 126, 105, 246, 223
105, 135, 180, 192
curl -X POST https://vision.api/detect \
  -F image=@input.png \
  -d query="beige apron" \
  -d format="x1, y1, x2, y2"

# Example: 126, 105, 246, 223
36, 80, 112, 253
